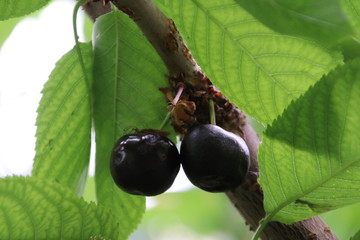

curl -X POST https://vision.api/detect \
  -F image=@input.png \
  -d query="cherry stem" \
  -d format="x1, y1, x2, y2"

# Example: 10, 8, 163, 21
159, 112, 171, 130
209, 99, 216, 125
171, 84, 184, 106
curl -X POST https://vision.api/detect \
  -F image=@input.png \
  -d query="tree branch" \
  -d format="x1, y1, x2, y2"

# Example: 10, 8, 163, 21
81, 0, 111, 22
112, 0, 201, 82
226, 122, 337, 240
110, 0, 338, 239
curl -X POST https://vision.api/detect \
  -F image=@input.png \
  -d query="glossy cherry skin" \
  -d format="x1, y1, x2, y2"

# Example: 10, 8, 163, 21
110, 133, 180, 196
180, 124, 250, 192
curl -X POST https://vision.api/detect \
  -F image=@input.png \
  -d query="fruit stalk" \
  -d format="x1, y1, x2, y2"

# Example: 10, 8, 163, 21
209, 99, 216, 125
109, 0, 338, 239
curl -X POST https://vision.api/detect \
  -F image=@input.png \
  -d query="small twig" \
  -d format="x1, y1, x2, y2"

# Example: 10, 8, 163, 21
209, 99, 216, 125
158, 112, 171, 130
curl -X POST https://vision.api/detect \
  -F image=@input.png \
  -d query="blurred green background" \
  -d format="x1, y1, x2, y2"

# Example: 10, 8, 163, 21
84, 175, 360, 240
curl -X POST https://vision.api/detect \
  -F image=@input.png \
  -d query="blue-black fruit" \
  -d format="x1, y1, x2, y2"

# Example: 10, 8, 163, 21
180, 124, 250, 192
110, 133, 180, 196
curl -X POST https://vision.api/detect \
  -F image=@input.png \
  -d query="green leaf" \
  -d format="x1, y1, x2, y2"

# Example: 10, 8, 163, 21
33, 43, 93, 196
0, 7, 43, 50
84, 14, 94, 42
340, 0, 360, 58
0, 176, 119, 240
351, 229, 360, 240
259, 58, 360, 224
83, 176, 97, 203
0, 18, 21, 50
337, 1, 360, 60
340, 0, 360, 38
93, 9, 172, 239
234, 0, 353, 47
321, 203, 360, 240
0, 0, 52, 21
155, 0, 342, 124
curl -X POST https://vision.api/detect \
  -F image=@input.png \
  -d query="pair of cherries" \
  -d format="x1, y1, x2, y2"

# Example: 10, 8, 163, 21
110, 124, 250, 196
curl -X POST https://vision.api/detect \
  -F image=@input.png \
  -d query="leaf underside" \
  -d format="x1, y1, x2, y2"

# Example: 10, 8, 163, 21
155, 0, 342, 125
259, 58, 360, 224
0, 176, 119, 240
93, 10, 172, 239
33, 43, 93, 196
233, 0, 354, 47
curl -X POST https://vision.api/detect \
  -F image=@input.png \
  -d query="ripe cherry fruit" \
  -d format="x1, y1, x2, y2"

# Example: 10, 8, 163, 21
180, 124, 250, 192
110, 132, 180, 196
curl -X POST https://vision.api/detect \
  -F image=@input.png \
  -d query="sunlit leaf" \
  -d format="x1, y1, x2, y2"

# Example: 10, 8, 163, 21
259, 59, 360, 223
337, 0, 360, 60
341, 0, 360, 36
0, 0, 52, 21
83, 14, 94, 42
0, 176, 119, 240
83, 177, 96, 203
340, 0, 360, 47
234, 0, 353, 47
93, 10, 171, 239
33, 43, 93, 196
155, 0, 342, 124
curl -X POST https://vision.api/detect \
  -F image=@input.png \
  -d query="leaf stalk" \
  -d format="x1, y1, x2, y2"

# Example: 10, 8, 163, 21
73, 0, 91, 93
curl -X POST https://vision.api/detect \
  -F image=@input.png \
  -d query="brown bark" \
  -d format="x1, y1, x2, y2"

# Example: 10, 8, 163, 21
87, 0, 339, 239
81, 0, 111, 22
112, 0, 201, 83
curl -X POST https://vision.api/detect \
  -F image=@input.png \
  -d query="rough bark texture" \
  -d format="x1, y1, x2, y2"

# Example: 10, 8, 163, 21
86, 0, 339, 239
112, 0, 201, 82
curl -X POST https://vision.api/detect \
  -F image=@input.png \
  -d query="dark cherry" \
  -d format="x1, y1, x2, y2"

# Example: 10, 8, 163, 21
110, 132, 180, 196
180, 124, 250, 192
